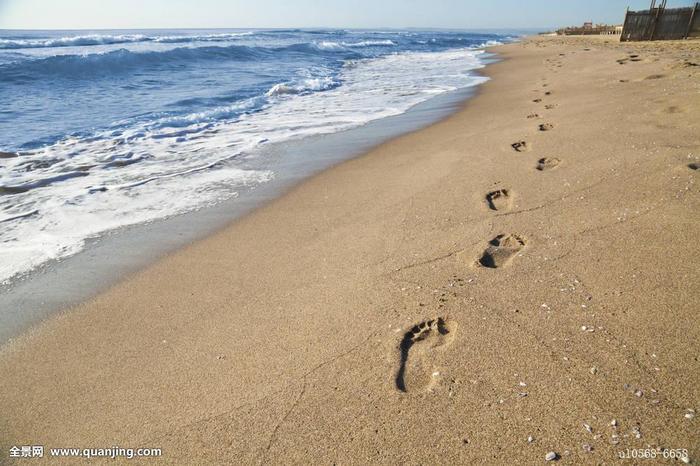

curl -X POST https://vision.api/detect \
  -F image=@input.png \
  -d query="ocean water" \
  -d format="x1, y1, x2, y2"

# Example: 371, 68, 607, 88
0, 28, 511, 284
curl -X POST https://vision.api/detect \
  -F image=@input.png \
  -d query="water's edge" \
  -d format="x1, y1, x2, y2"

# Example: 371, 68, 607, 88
0, 53, 498, 346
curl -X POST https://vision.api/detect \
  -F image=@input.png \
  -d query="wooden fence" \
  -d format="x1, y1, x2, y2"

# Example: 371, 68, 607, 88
621, 2, 700, 41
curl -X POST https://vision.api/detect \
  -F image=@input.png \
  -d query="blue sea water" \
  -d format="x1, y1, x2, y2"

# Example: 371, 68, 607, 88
0, 28, 512, 283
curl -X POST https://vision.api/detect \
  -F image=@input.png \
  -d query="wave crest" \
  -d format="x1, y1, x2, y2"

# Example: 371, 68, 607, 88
0, 32, 255, 50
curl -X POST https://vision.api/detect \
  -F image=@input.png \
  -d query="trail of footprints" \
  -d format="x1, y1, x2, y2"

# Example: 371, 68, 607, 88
396, 42, 700, 403
394, 76, 563, 393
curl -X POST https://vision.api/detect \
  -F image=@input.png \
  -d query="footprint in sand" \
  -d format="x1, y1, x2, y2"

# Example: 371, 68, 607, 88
395, 317, 455, 393
689, 163, 699, 171
539, 123, 554, 132
511, 141, 530, 152
478, 234, 526, 269
527, 113, 540, 119
544, 104, 556, 110
485, 189, 512, 211
537, 157, 561, 171
533, 98, 542, 103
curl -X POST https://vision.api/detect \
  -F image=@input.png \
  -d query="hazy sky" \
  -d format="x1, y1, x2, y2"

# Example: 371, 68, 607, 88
0, 0, 697, 30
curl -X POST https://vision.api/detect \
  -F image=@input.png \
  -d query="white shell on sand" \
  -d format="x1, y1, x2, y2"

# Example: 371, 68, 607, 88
545, 451, 558, 461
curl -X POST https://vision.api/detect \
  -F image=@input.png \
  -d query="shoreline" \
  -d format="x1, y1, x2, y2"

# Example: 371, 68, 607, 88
0, 51, 495, 345
1, 35, 699, 464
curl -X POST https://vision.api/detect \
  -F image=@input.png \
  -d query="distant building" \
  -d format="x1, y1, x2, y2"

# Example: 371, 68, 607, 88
557, 21, 623, 36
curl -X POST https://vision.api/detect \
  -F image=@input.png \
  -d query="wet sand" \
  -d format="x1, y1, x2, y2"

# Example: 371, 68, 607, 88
1, 36, 699, 464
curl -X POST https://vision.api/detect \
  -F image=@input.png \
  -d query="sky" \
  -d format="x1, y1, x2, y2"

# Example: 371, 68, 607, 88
0, 0, 697, 30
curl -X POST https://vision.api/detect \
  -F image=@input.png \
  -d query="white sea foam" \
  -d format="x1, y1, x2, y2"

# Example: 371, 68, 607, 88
266, 76, 339, 96
0, 47, 488, 284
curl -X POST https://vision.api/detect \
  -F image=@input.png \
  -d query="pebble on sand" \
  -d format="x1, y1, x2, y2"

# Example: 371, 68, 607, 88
545, 451, 559, 461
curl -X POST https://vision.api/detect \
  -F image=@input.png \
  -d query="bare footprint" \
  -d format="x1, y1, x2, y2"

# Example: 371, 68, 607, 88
533, 98, 542, 103
511, 141, 530, 152
537, 157, 561, 171
478, 234, 526, 268
539, 123, 554, 131
395, 318, 455, 393
485, 189, 512, 211
645, 74, 666, 80
544, 104, 556, 110
527, 113, 540, 119
689, 163, 699, 171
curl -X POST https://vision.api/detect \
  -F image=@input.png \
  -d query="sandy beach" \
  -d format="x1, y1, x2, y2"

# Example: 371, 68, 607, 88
1, 35, 699, 464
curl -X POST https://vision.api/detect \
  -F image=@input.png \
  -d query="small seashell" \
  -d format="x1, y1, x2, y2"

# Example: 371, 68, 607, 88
582, 444, 593, 453
528, 436, 534, 443
583, 423, 593, 433
590, 367, 598, 375
545, 451, 558, 461
611, 419, 618, 427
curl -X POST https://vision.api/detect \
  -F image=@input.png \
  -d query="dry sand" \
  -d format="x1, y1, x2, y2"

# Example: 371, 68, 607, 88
1, 36, 699, 464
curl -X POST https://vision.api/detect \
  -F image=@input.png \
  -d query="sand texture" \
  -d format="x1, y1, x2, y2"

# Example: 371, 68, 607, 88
1, 36, 699, 464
